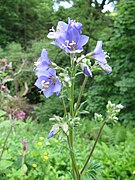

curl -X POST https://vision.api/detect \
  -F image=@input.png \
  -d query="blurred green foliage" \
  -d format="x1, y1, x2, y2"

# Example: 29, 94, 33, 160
0, 0, 54, 48
85, 0, 135, 123
0, 0, 134, 123
0, 118, 134, 179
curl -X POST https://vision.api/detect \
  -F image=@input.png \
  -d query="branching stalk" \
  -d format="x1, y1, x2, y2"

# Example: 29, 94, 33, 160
80, 119, 107, 176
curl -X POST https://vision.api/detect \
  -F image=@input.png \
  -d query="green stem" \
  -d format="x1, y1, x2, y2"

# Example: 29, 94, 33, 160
68, 54, 80, 180
70, 54, 75, 117
62, 97, 67, 115
68, 129, 80, 180
74, 75, 88, 117
0, 121, 14, 161
80, 119, 107, 176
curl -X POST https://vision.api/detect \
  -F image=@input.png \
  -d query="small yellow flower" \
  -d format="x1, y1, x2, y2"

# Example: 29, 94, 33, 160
37, 142, 42, 146
44, 155, 48, 160
55, 139, 59, 143
44, 152, 48, 156
133, 170, 135, 175
32, 164, 37, 168
39, 137, 44, 141
50, 165, 53, 170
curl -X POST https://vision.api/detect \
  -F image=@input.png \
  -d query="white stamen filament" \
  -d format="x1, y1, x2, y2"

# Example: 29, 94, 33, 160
34, 62, 41, 66
41, 80, 49, 89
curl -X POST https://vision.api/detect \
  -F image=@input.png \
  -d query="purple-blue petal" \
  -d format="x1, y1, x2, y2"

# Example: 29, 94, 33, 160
53, 79, 62, 95
92, 41, 107, 64
48, 130, 54, 138
34, 76, 47, 89
84, 65, 92, 77
93, 41, 103, 54
41, 49, 51, 64
99, 63, 112, 74
77, 35, 89, 48
43, 85, 54, 98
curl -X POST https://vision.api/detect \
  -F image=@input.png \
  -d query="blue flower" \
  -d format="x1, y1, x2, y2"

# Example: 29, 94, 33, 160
48, 18, 89, 53
52, 28, 89, 53
92, 41, 112, 74
34, 68, 61, 98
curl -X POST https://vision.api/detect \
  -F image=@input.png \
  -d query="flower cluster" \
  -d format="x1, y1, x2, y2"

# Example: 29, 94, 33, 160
34, 18, 112, 140
34, 49, 61, 98
14, 110, 26, 120
47, 18, 89, 53
34, 18, 112, 100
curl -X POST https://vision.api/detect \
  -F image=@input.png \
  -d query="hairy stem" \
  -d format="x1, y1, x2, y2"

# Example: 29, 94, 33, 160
74, 75, 88, 116
80, 119, 107, 176
68, 54, 80, 179
62, 97, 67, 115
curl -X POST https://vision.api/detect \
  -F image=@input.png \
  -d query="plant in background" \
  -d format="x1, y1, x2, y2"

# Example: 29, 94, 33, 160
0, 58, 27, 121
34, 18, 123, 179
0, 58, 26, 164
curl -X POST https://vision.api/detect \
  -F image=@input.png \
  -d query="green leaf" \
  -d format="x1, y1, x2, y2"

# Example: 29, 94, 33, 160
0, 160, 13, 171
0, 110, 6, 117
21, 164, 28, 174
1, 73, 8, 77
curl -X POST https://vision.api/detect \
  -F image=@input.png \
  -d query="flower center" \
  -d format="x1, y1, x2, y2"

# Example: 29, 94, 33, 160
41, 80, 49, 89
69, 40, 76, 50
65, 40, 76, 51
51, 76, 57, 83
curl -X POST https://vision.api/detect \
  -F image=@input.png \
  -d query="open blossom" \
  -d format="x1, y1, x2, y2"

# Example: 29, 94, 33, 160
92, 41, 112, 74
34, 68, 61, 98
48, 19, 89, 53
52, 28, 89, 53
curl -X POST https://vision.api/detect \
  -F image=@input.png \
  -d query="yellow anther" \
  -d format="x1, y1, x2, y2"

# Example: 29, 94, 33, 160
34, 62, 41, 66
69, 40, 76, 46
57, 25, 63, 30
41, 80, 49, 89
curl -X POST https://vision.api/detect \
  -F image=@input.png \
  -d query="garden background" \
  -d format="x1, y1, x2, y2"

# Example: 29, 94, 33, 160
0, 0, 135, 179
